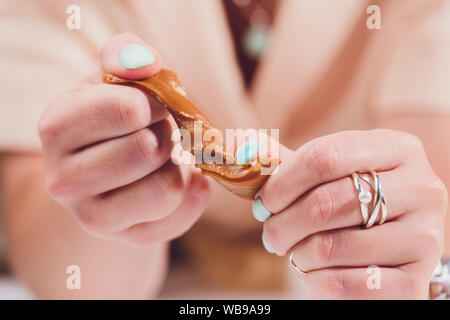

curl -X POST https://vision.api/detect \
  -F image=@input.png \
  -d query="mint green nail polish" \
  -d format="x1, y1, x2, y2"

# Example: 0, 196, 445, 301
119, 44, 155, 69
262, 234, 276, 254
235, 140, 259, 164
253, 197, 271, 222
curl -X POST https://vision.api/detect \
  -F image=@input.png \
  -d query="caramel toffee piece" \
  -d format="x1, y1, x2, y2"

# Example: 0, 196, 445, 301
103, 70, 279, 199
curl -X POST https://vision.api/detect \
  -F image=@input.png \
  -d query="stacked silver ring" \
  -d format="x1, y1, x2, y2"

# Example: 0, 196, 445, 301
352, 171, 387, 228
289, 170, 388, 276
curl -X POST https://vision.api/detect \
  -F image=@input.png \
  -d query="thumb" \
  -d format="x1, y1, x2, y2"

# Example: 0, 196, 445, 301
101, 33, 162, 80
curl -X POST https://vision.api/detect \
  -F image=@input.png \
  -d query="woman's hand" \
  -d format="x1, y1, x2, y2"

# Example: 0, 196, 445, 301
257, 129, 448, 299
38, 33, 209, 245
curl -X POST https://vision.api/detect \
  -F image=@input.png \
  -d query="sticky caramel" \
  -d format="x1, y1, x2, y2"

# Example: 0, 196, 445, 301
103, 69, 279, 199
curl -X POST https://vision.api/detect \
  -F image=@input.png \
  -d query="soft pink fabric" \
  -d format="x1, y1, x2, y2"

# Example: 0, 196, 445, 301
1, 0, 449, 151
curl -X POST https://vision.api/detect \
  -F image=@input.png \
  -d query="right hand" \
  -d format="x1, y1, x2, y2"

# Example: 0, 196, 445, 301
38, 33, 210, 245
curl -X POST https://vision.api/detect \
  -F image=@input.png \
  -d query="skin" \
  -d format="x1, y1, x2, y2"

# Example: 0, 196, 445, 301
2, 33, 449, 299
260, 129, 448, 299
2, 33, 210, 299
37, 33, 211, 245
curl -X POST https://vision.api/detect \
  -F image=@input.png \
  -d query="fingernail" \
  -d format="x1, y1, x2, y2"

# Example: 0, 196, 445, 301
119, 44, 155, 69
252, 197, 271, 222
235, 140, 259, 164
262, 234, 276, 254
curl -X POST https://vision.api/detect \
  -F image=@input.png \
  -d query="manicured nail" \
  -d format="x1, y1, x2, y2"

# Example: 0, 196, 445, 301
262, 234, 276, 254
252, 197, 271, 222
235, 140, 259, 164
119, 44, 155, 69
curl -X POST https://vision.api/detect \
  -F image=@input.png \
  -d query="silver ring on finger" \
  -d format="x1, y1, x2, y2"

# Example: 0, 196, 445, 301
352, 171, 387, 229
289, 246, 307, 275
352, 172, 371, 226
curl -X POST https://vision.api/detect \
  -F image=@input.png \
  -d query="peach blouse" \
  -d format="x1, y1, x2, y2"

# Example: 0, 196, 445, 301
1, 0, 450, 152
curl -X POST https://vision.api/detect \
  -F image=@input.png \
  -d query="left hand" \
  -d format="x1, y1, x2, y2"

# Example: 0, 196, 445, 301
258, 129, 448, 299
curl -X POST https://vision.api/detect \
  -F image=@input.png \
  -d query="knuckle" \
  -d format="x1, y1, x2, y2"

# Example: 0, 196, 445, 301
45, 173, 72, 201
400, 131, 425, 152
71, 200, 116, 237
421, 177, 448, 213
115, 91, 149, 130
131, 129, 159, 163
431, 179, 448, 212
149, 121, 174, 159
315, 233, 335, 264
418, 227, 444, 258
37, 113, 55, 143
322, 270, 348, 299
196, 176, 210, 195
76, 210, 105, 236
303, 142, 341, 181
44, 175, 59, 199
37, 100, 63, 144
154, 165, 187, 202
189, 176, 211, 204
38, 90, 78, 146
310, 186, 335, 225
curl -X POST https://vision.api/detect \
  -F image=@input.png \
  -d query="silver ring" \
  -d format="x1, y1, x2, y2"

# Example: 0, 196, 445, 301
360, 171, 387, 226
352, 172, 371, 226
360, 171, 387, 228
352, 171, 387, 229
363, 171, 381, 228
289, 247, 307, 275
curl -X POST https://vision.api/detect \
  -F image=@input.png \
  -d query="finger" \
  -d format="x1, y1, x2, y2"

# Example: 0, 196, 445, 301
290, 220, 439, 273
52, 120, 174, 199
101, 33, 162, 79
263, 166, 419, 254
74, 161, 192, 235
260, 129, 424, 213
118, 172, 210, 244
39, 84, 168, 153
77, 69, 103, 86
227, 128, 292, 162
303, 266, 426, 299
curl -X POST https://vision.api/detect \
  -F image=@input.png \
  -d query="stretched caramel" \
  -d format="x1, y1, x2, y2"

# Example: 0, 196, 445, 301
103, 70, 279, 199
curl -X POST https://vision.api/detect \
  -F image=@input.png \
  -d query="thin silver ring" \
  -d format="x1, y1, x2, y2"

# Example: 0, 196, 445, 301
352, 172, 370, 226
289, 247, 307, 275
